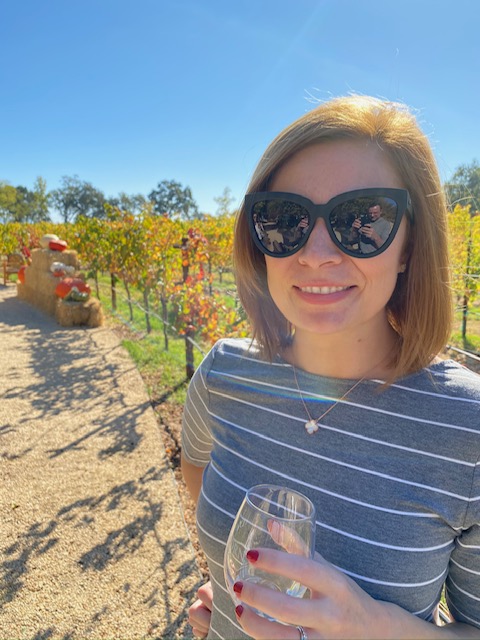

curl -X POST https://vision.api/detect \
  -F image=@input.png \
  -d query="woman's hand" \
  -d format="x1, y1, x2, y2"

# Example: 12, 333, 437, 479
232, 549, 479, 640
188, 580, 213, 638
232, 549, 389, 639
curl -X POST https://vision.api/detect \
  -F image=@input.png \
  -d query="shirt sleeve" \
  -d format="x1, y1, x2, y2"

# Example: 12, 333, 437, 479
446, 460, 480, 629
181, 342, 217, 467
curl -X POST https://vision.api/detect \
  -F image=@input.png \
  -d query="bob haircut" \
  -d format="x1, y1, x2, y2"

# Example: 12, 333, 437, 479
234, 95, 453, 381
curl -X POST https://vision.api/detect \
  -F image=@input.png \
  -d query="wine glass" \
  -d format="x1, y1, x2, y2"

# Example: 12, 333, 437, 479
224, 484, 316, 618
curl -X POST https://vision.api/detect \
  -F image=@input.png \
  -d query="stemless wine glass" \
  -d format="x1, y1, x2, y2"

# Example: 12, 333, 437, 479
224, 484, 316, 618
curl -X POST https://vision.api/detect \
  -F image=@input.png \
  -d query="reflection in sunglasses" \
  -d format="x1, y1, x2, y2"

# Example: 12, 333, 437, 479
246, 188, 410, 259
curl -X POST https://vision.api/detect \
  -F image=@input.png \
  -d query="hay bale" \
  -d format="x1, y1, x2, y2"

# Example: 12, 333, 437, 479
16, 281, 27, 301
55, 298, 104, 328
20, 268, 59, 317
18, 247, 102, 327
31, 248, 79, 272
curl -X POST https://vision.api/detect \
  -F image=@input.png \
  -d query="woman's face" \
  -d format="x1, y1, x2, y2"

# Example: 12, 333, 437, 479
265, 138, 407, 343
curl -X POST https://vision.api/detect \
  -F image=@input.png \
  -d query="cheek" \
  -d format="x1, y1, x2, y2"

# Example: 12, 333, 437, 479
359, 251, 403, 297
265, 256, 293, 300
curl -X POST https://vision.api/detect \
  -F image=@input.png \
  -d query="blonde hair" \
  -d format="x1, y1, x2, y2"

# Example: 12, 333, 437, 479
234, 95, 453, 380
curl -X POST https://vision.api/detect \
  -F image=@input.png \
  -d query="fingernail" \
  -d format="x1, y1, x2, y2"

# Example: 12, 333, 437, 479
246, 549, 259, 563
235, 605, 244, 618
233, 581, 243, 595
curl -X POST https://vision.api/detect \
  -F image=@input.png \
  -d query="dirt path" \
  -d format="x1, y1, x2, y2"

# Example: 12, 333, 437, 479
0, 285, 202, 639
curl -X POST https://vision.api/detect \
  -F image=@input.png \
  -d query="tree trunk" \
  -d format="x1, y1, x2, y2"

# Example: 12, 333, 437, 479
123, 280, 133, 322
462, 293, 469, 341
94, 271, 100, 299
110, 272, 117, 310
143, 287, 152, 334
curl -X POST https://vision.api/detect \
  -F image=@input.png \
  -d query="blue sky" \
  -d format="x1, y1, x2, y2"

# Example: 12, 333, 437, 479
1, 0, 479, 217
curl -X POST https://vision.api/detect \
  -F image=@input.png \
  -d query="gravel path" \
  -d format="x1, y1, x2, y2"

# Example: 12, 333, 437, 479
0, 285, 202, 639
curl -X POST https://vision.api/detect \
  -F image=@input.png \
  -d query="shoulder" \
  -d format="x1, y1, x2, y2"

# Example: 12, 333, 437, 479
427, 359, 480, 399
201, 337, 260, 366
400, 359, 480, 402
196, 337, 292, 388
195, 338, 262, 376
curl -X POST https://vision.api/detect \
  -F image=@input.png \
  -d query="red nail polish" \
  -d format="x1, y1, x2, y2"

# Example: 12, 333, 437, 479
246, 549, 259, 563
235, 605, 244, 618
233, 581, 243, 595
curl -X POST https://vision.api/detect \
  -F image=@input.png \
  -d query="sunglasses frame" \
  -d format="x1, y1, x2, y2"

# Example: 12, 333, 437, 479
245, 187, 412, 259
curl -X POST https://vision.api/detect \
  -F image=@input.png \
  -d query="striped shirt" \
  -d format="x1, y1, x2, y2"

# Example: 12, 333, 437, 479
182, 338, 480, 638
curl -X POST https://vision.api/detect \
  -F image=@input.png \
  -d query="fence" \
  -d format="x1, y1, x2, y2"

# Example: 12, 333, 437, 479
94, 279, 480, 380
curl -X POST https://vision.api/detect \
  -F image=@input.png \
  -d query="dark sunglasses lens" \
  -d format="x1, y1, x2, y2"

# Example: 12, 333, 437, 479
330, 196, 399, 255
251, 200, 309, 254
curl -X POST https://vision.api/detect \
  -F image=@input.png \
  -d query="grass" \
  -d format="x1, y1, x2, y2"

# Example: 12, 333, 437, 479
121, 334, 203, 405
85, 272, 480, 405
94, 275, 208, 405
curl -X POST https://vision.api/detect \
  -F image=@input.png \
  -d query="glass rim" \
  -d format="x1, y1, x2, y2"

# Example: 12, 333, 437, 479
245, 484, 316, 521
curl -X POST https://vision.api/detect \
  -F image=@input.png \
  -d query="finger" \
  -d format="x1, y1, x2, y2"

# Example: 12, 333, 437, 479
234, 579, 314, 628
191, 626, 207, 639
236, 602, 307, 640
197, 581, 213, 610
188, 602, 212, 633
247, 547, 335, 594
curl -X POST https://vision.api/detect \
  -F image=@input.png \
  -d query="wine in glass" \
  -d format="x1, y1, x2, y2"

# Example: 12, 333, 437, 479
224, 484, 316, 617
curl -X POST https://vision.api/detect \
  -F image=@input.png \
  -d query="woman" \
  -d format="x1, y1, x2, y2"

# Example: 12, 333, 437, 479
181, 95, 480, 639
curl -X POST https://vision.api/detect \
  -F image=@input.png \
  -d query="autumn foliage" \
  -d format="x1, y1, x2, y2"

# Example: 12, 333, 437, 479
0, 213, 249, 372
2, 205, 479, 372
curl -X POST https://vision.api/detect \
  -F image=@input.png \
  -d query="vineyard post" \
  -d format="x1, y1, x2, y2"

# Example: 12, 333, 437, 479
123, 279, 134, 322
143, 286, 152, 334
161, 296, 169, 350
110, 272, 117, 310
185, 326, 195, 379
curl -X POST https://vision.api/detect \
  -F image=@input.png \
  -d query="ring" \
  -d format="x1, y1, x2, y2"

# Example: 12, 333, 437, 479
297, 625, 308, 640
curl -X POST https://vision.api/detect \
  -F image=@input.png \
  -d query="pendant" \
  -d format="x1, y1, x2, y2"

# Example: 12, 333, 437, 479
305, 419, 319, 435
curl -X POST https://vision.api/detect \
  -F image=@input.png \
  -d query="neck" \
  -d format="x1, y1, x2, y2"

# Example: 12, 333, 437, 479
285, 323, 399, 380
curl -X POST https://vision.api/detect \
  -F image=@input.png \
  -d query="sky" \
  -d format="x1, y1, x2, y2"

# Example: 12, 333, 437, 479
1, 0, 479, 219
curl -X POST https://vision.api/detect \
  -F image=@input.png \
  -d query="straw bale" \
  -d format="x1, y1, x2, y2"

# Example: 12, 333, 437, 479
17, 248, 102, 327
55, 298, 104, 328
16, 282, 27, 301
31, 248, 79, 272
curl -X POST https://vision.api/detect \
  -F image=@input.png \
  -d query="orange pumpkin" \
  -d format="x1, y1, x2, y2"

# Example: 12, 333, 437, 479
17, 265, 27, 284
55, 278, 91, 299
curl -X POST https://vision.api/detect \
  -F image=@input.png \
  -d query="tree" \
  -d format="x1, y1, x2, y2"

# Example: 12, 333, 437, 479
30, 177, 50, 222
445, 160, 480, 213
0, 182, 19, 223
0, 179, 50, 223
213, 187, 235, 216
107, 192, 148, 215
148, 179, 199, 219
448, 204, 480, 340
49, 175, 106, 223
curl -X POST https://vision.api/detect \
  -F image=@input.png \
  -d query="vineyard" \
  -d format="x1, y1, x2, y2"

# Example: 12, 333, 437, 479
1, 204, 480, 380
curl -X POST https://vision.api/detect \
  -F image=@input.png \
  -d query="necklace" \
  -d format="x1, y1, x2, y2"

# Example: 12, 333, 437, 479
292, 365, 366, 435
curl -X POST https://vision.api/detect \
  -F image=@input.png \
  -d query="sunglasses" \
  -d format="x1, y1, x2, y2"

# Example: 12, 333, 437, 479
245, 188, 412, 258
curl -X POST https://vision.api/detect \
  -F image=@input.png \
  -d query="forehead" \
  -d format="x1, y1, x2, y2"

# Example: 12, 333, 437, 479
270, 139, 404, 203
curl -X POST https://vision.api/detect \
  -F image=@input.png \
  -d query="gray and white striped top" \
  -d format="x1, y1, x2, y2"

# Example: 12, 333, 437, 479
182, 338, 480, 638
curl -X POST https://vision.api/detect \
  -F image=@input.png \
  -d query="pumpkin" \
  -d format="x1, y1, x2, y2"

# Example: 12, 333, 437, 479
55, 277, 91, 299
49, 239, 68, 252
17, 265, 27, 284
50, 262, 75, 277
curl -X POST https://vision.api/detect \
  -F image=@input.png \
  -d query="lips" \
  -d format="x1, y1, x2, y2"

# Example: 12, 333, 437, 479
297, 285, 350, 294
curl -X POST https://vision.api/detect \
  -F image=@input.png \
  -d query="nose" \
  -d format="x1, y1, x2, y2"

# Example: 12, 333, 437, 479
297, 219, 343, 266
